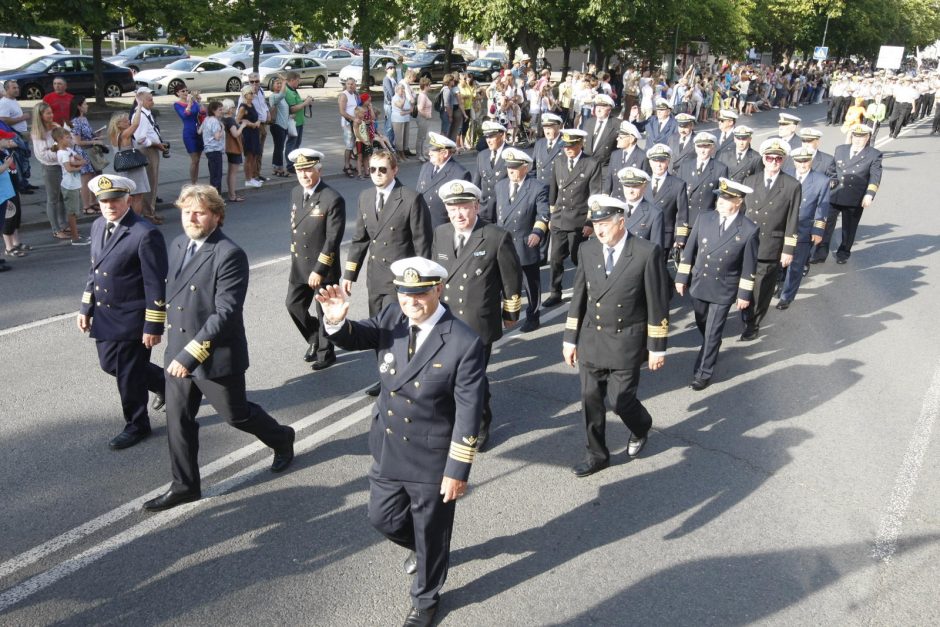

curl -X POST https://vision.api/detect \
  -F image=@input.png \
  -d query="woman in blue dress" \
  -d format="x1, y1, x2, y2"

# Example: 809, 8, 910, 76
69, 96, 105, 214
173, 85, 204, 185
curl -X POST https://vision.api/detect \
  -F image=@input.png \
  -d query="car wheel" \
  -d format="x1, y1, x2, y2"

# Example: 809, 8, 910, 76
313, 75, 325, 88
226, 77, 242, 93
23, 84, 44, 100
167, 79, 185, 95
233, 62, 245, 70
104, 82, 123, 98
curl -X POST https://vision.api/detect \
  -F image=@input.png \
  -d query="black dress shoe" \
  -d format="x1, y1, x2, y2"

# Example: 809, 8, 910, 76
520, 316, 540, 333
627, 434, 648, 457
403, 551, 417, 575
109, 429, 150, 450
156, 196, 164, 203
311, 354, 336, 371
19, 188, 34, 195
271, 427, 295, 473
365, 381, 381, 396
775, 300, 791, 310
690, 378, 710, 391
542, 294, 563, 308
740, 325, 760, 341
403, 606, 437, 627
143, 489, 201, 511
835, 256, 848, 264
303, 343, 317, 362
151, 392, 165, 412
802, 264, 810, 277
572, 458, 609, 477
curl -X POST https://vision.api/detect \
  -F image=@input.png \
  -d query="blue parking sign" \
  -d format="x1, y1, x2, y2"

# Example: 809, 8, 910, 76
813, 46, 829, 61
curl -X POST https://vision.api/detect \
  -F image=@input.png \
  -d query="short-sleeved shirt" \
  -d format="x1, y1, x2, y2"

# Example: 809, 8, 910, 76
0, 96, 27, 132
57, 148, 82, 190
202, 116, 225, 152
43, 92, 74, 126
285, 87, 304, 126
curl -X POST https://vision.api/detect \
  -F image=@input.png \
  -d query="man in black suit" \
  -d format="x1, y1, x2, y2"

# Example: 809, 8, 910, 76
740, 138, 801, 340
472, 120, 509, 223
77, 174, 168, 449
676, 178, 760, 390
714, 109, 739, 160
531, 112, 564, 184
415, 132, 470, 228
616, 167, 665, 250
677, 132, 729, 227
494, 149, 550, 332
814, 124, 883, 264
645, 143, 690, 255
777, 112, 802, 150
718, 125, 762, 183
666, 112, 696, 174
284, 149, 346, 370
432, 180, 522, 451
144, 185, 295, 512
792, 128, 836, 181
583, 93, 619, 179
317, 258, 485, 627
563, 195, 670, 477
544, 128, 602, 307
603, 120, 650, 194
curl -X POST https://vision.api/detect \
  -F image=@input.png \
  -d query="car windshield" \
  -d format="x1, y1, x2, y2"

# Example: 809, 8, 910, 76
50, 41, 67, 52
118, 45, 145, 58
470, 59, 493, 68
349, 58, 363, 67
260, 56, 285, 68
309, 50, 327, 58
226, 43, 250, 54
166, 59, 200, 71
18, 57, 57, 72
412, 52, 438, 63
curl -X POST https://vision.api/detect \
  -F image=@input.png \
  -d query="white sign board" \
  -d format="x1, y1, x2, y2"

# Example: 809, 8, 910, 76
877, 46, 905, 70
813, 46, 828, 61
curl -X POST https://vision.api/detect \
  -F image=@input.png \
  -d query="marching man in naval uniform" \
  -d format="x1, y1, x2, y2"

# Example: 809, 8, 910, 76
415, 132, 470, 228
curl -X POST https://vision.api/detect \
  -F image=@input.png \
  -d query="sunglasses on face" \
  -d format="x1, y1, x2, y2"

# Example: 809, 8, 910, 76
249, 80, 260, 84
369, 166, 389, 174
764, 155, 784, 163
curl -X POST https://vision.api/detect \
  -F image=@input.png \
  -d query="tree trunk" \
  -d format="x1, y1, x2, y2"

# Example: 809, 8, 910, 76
505, 36, 518, 66
442, 33, 454, 75
91, 33, 106, 106
561, 45, 572, 82
251, 32, 264, 73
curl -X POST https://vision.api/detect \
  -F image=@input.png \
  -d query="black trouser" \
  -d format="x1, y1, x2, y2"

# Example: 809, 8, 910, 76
95, 339, 165, 435
165, 372, 291, 493
521, 262, 541, 319
889, 102, 913, 137
367, 288, 397, 318
741, 260, 779, 330
368, 465, 456, 610
780, 240, 813, 302
691, 297, 732, 382
548, 227, 585, 296
827, 96, 844, 124
818, 202, 864, 260
934, 104, 940, 133
579, 360, 651, 462
285, 281, 333, 361
480, 343, 493, 433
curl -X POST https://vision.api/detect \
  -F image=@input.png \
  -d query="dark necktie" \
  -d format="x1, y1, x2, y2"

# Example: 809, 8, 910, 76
849, 150, 857, 160
627, 204, 636, 217
407, 325, 420, 361
652, 178, 660, 196
594, 120, 603, 140
719, 218, 726, 235
605, 246, 615, 275
303, 193, 312, 204
490, 152, 497, 168
765, 177, 773, 189
376, 192, 385, 219
697, 162, 705, 175
104, 221, 116, 244
177, 240, 196, 278
568, 157, 574, 172
456, 234, 465, 256
509, 182, 517, 202
432, 166, 439, 176
737, 152, 743, 163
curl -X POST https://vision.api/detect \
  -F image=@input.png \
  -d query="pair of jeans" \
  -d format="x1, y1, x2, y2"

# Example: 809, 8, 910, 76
206, 151, 223, 195
270, 124, 287, 168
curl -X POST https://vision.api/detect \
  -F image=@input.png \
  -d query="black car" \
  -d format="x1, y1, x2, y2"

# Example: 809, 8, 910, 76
466, 58, 503, 83
405, 51, 467, 82
0, 54, 136, 100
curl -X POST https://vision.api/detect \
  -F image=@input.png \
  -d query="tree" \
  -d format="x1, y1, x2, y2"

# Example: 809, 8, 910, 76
412, 0, 466, 74
346, 0, 408, 87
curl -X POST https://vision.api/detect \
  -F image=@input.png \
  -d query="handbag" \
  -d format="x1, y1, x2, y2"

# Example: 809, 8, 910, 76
287, 118, 298, 137
113, 147, 149, 172
87, 145, 110, 172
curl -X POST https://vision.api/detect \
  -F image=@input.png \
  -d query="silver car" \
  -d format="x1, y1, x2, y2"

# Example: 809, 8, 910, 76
247, 55, 328, 90
306, 48, 356, 76
208, 41, 292, 70
338, 55, 398, 87
105, 44, 188, 74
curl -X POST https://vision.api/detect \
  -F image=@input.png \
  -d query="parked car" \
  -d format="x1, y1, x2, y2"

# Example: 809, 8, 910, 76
466, 57, 503, 83
105, 44, 189, 74
208, 41, 292, 70
0, 54, 135, 99
306, 48, 357, 76
481, 51, 509, 65
0, 34, 68, 71
338, 55, 398, 87
248, 55, 328, 90
405, 51, 468, 82
134, 57, 242, 95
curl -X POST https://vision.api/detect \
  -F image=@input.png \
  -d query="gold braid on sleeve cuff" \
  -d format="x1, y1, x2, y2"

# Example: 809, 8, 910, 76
565, 317, 580, 330
739, 278, 755, 291
676, 226, 691, 236
345, 260, 358, 272
449, 441, 477, 464
503, 294, 523, 313
534, 220, 549, 232
677, 263, 692, 274
647, 317, 669, 339
813, 220, 826, 229
317, 252, 334, 266
81, 291, 93, 304
144, 309, 167, 323
184, 340, 211, 363
784, 236, 798, 247
867, 183, 879, 193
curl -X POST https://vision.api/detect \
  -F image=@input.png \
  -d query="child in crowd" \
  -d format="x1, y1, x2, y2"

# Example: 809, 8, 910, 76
200, 101, 226, 196
352, 107, 371, 179
52, 127, 88, 245
221, 99, 247, 202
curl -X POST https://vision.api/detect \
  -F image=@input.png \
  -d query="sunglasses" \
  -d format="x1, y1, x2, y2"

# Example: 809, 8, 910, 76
369, 166, 389, 174
764, 155, 784, 163
249, 80, 260, 84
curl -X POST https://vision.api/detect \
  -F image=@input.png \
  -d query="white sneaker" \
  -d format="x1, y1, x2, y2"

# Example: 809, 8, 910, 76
245, 179, 261, 188
252, 178, 264, 187
71, 237, 91, 246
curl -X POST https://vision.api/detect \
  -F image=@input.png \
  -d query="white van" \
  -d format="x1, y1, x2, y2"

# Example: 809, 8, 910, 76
0, 34, 69, 71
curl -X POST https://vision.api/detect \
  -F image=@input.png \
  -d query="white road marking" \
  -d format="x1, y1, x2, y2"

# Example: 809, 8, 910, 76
871, 358, 940, 562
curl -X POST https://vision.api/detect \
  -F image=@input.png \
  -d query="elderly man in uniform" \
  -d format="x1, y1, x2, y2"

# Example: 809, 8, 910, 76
544, 129, 603, 307
740, 138, 801, 340
675, 178, 759, 390
632, 98, 677, 147
583, 93, 619, 178
677, 132, 729, 227
348, 149, 431, 394
776, 113, 802, 150
787, 128, 836, 181
472, 120, 509, 223
494, 149, 549, 332
416, 132, 470, 229
562, 194, 669, 477
532, 112, 564, 184
284, 148, 346, 370
813, 123, 883, 265
776, 146, 830, 310
603, 120, 650, 194
316, 258, 485, 627
144, 185, 295, 511
78, 174, 168, 449
614, 167, 664, 250
667, 112, 697, 174
645, 143, 690, 256
432, 180, 522, 451
714, 109, 739, 159
719, 125, 762, 184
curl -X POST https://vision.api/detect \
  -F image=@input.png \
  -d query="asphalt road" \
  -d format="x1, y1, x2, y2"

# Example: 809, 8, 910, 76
2, 103, 940, 626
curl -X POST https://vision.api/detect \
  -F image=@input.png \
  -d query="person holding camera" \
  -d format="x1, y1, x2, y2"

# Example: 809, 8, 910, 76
132, 87, 168, 223
173, 85, 204, 186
